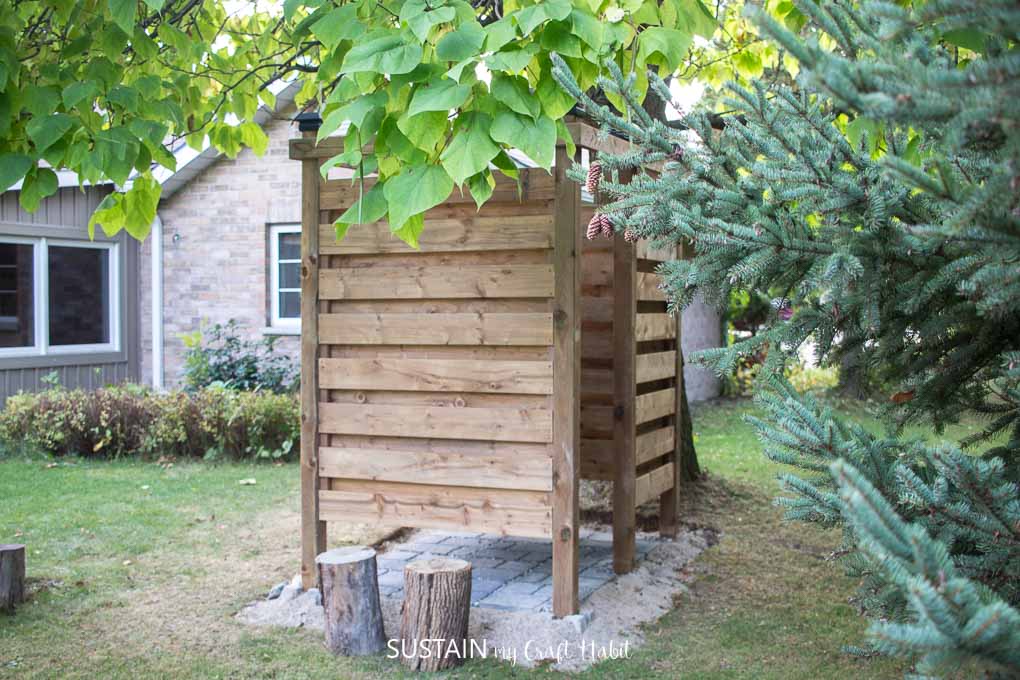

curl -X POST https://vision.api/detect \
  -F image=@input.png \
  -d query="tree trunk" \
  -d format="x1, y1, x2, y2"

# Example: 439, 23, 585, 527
838, 353, 870, 400
677, 348, 701, 482
400, 558, 472, 672
316, 546, 386, 656
0, 544, 25, 613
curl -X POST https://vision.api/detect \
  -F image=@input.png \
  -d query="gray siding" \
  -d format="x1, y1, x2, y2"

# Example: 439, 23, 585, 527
0, 185, 141, 405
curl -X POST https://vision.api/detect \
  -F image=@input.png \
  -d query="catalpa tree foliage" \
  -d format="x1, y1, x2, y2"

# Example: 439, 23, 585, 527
0, 0, 716, 245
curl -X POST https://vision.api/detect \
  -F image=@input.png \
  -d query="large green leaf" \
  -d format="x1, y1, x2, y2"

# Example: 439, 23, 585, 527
484, 16, 518, 51
384, 165, 454, 244
19, 168, 58, 213
401, 0, 456, 42
665, 0, 716, 39
108, 0, 136, 35
440, 112, 500, 185
435, 21, 486, 62
342, 34, 423, 75
536, 71, 576, 119
408, 78, 472, 117
513, 0, 571, 36
637, 27, 692, 72
490, 73, 540, 120
485, 44, 540, 73
392, 212, 425, 249
319, 90, 387, 141
312, 5, 363, 49
335, 181, 388, 240
0, 154, 33, 192
570, 9, 604, 51
397, 110, 449, 155
27, 113, 73, 153
490, 112, 556, 169
466, 169, 496, 209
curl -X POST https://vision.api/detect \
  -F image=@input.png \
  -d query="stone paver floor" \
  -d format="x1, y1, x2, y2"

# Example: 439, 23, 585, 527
376, 528, 658, 613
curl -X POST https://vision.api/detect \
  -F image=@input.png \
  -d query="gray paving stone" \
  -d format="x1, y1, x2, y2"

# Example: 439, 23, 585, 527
478, 590, 549, 610
377, 570, 405, 588
517, 569, 548, 583
379, 549, 421, 561
463, 557, 505, 569
494, 560, 531, 577
472, 567, 523, 582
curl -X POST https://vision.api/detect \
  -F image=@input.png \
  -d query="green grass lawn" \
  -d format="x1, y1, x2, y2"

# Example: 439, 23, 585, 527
2, 395, 971, 678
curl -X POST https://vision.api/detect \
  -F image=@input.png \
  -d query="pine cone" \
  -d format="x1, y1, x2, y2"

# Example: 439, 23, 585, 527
586, 213, 603, 240
623, 228, 638, 243
600, 212, 614, 238
585, 160, 602, 194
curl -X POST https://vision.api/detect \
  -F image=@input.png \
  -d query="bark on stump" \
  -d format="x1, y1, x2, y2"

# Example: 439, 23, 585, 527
316, 546, 386, 656
0, 544, 26, 612
400, 558, 472, 672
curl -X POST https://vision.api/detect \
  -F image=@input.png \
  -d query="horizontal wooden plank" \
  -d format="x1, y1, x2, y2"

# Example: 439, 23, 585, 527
581, 403, 614, 439
319, 214, 553, 254
319, 313, 553, 346
636, 427, 675, 466
319, 402, 553, 443
319, 447, 552, 492
581, 367, 613, 395
635, 313, 677, 342
636, 239, 675, 262
636, 388, 676, 424
317, 171, 556, 206
320, 483, 551, 537
320, 265, 554, 300
318, 358, 553, 394
635, 463, 675, 506
636, 351, 676, 384
636, 272, 666, 301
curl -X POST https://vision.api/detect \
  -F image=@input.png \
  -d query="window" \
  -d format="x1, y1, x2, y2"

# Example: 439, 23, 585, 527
0, 237, 119, 358
269, 224, 301, 328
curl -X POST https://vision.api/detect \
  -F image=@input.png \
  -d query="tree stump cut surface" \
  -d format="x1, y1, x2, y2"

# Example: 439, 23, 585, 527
316, 546, 386, 656
0, 544, 25, 612
400, 558, 472, 672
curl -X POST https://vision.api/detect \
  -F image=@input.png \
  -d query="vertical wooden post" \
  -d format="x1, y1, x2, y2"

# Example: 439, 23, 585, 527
612, 217, 638, 573
551, 144, 581, 617
659, 242, 685, 537
300, 130, 325, 590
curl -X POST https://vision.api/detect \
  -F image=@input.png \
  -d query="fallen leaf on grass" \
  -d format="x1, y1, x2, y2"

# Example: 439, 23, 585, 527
122, 560, 132, 566
238, 478, 257, 486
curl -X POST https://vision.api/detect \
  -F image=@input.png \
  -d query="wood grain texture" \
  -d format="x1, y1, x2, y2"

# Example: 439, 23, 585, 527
636, 427, 676, 466
319, 358, 553, 395
636, 388, 676, 424
319, 402, 553, 443
316, 547, 386, 656
635, 351, 677, 384
319, 483, 552, 537
635, 239, 675, 262
318, 215, 553, 254
551, 143, 581, 617
320, 264, 554, 300
612, 229, 637, 575
635, 313, 677, 341
0, 544, 25, 612
635, 463, 675, 507
318, 446, 553, 492
319, 313, 553, 346
400, 559, 473, 671
300, 133, 324, 591
636, 272, 666, 301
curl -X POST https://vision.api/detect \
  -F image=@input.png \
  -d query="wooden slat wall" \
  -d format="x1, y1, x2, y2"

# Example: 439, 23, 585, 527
310, 170, 559, 542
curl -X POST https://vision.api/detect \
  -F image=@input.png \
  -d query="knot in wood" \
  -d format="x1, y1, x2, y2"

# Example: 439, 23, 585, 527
559, 526, 572, 542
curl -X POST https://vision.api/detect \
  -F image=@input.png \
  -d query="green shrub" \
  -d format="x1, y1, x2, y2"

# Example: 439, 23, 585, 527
0, 384, 298, 461
181, 319, 298, 393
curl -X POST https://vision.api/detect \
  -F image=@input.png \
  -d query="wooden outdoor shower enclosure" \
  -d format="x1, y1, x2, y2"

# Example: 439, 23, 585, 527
290, 120, 686, 617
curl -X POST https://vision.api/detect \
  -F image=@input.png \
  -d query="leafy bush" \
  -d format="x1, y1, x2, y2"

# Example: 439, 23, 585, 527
0, 384, 298, 461
181, 319, 298, 393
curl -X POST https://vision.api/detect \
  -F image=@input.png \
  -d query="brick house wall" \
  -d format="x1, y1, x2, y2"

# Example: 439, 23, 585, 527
139, 112, 722, 400
139, 113, 303, 386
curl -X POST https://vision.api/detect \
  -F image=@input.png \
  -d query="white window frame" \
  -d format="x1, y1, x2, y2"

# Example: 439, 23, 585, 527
269, 224, 301, 329
0, 236, 120, 358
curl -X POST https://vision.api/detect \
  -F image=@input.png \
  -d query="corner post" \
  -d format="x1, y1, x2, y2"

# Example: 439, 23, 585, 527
612, 179, 637, 573
552, 143, 581, 617
659, 241, 685, 537
298, 124, 325, 589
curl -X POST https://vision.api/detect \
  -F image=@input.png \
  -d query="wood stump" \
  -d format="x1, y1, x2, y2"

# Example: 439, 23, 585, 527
316, 546, 386, 656
0, 544, 25, 612
400, 558, 472, 672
